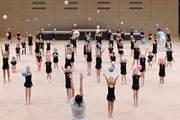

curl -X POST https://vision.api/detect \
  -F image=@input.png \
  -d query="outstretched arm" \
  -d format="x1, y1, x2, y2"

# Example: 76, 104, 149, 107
114, 75, 120, 85
79, 73, 84, 97
103, 74, 109, 85
61, 66, 66, 73
1, 45, 3, 57
145, 48, 148, 57
26, 31, 28, 37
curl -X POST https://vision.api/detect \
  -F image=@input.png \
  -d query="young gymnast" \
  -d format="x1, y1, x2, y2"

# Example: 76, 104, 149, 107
158, 58, 166, 87
165, 28, 171, 41
44, 57, 52, 82
139, 48, 148, 87
64, 43, 73, 68
70, 47, 76, 70
152, 35, 158, 62
21, 38, 26, 54
140, 29, 145, 41
52, 30, 55, 43
103, 74, 120, 119
147, 51, 153, 68
130, 28, 134, 38
40, 39, 44, 56
46, 41, 51, 54
131, 43, 141, 69
15, 43, 21, 61
26, 31, 35, 55
132, 69, 140, 107
109, 34, 114, 46
17, 30, 21, 43
34, 39, 40, 56
83, 42, 87, 59
95, 48, 105, 83
117, 37, 124, 59
110, 52, 116, 68
130, 38, 136, 56
165, 47, 175, 69
70, 36, 78, 55
7, 28, 12, 44
120, 56, 127, 84
165, 40, 172, 49
106, 27, 112, 40
53, 48, 59, 72
1, 45, 10, 83
36, 52, 42, 71
86, 45, 92, 76
4, 41, 10, 54
148, 31, 153, 43
108, 43, 114, 57
95, 32, 103, 49
23, 66, 33, 105
11, 57, 17, 71
61, 66, 73, 103
70, 73, 86, 120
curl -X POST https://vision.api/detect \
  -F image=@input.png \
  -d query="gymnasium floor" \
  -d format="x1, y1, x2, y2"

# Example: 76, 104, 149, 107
0, 37, 180, 120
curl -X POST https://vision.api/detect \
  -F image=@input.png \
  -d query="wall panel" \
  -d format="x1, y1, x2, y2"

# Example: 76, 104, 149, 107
0, 0, 179, 38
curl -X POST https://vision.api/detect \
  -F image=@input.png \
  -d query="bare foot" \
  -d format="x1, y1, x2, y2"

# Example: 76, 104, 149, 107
66, 100, 70, 104
25, 102, 28, 105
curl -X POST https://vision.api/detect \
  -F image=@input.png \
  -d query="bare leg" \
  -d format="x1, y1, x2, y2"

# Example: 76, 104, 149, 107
29, 88, 31, 104
7, 69, 10, 82
133, 91, 136, 107
110, 102, 114, 118
107, 101, 111, 118
136, 91, 139, 107
25, 88, 28, 105
3, 70, 6, 83
131, 59, 135, 69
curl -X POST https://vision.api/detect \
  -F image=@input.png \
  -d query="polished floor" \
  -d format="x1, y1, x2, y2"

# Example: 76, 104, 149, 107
0, 37, 180, 120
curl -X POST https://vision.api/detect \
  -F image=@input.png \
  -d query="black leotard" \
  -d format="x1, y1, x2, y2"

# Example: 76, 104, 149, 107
132, 75, 140, 90
159, 64, 165, 77
2, 57, 9, 70
95, 56, 102, 69
140, 58, 146, 72
107, 87, 115, 101
45, 61, 52, 73
120, 62, 127, 75
24, 74, 33, 88
53, 52, 58, 63
65, 71, 72, 88
86, 51, 92, 62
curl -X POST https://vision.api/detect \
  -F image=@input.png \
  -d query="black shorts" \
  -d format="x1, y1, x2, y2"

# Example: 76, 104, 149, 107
107, 96, 115, 102
132, 85, 140, 90
95, 64, 102, 69
121, 71, 127, 75
2, 65, 9, 70
46, 69, 52, 74
134, 56, 139, 60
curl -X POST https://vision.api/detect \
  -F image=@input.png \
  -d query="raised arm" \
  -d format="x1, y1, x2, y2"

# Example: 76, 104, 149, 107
33, 33, 35, 38
26, 31, 28, 37
61, 66, 66, 73
103, 74, 109, 85
114, 75, 120, 85
1, 45, 3, 57
101, 48, 105, 55
79, 73, 84, 97
145, 48, 148, 57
